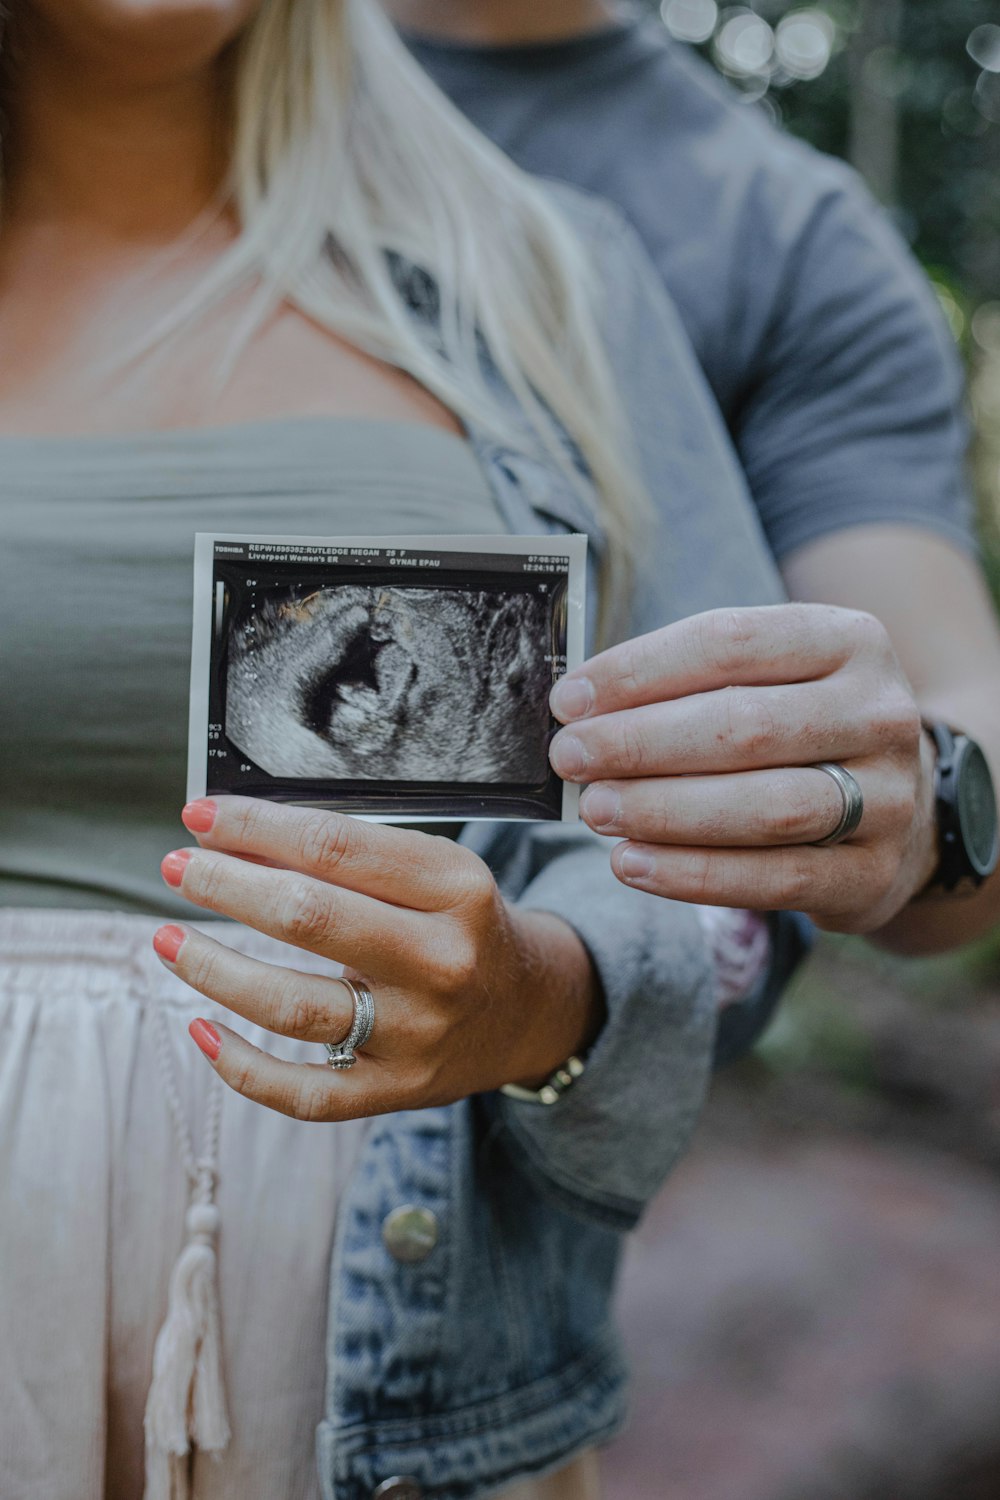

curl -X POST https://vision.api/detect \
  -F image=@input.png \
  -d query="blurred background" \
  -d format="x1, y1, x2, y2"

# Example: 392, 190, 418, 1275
605, 4, 1000, 1497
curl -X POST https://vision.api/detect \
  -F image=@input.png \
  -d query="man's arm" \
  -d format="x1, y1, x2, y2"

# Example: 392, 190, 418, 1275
548, 527, 1000, 958
782, 524, 1000, 954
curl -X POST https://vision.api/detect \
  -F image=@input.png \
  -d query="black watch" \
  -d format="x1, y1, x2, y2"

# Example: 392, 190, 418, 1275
924, 722, 1000, 892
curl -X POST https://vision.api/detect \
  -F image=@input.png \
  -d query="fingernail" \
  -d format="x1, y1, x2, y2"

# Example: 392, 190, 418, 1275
581, 784, 621, 830
619, 848, 653, 884
161, 850, 192, 888
550, 734, 589, 779
153, 924, 187, 964
182, 799, 217, 834
550, 677, 594, 723
189, 1018, 221, 1062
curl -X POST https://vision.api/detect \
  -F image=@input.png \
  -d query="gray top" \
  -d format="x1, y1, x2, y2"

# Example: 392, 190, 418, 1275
408, 17, 976, 562
0, 418, 503, 913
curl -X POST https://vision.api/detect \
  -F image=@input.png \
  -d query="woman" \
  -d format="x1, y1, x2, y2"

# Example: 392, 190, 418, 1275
0, 2, 790, 1498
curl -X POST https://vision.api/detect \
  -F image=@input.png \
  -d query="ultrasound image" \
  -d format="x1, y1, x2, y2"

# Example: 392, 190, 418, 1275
225, 584, 554, 783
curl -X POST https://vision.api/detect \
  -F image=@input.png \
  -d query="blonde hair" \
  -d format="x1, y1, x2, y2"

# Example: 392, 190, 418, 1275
3, 0, 649, 635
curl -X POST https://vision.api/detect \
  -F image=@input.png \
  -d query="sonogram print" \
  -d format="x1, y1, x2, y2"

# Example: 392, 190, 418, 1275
225, 585, 554, 783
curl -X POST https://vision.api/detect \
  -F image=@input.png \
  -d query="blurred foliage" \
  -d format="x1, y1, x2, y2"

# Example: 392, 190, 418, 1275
645, 0, 999, 305
644, 0, 1000, 572
755, 954, 877, 1084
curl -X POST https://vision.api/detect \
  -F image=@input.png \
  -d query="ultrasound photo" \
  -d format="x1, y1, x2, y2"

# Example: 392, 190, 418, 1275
188, 534, 587, 821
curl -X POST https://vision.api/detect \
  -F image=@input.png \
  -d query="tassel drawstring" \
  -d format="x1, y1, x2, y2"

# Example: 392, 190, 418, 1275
144, 1008, 230, 1500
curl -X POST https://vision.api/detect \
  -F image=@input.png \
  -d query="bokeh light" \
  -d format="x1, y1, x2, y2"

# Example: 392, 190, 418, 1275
975, 69, 1000, 124
972, 303, 1000, 355
967, 24, 1000, 74
660, 1, 839, 95
714, 9, 775, 78
660, 0, 719, 46
941, 86, 990, 138
932, 281, 966, 342
775, 10, 836, 82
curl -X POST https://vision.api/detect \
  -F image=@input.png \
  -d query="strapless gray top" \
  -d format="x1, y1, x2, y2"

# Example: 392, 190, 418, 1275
0, 418, 504, 914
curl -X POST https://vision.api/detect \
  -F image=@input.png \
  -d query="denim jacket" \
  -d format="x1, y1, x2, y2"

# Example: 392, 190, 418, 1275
317, 190, 809, 1500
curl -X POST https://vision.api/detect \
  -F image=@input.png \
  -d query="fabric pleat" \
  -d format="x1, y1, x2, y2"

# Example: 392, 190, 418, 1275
0, 908, 598, 1500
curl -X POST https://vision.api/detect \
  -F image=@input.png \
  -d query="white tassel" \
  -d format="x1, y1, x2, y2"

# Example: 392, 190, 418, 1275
143, 1196, 231, 1500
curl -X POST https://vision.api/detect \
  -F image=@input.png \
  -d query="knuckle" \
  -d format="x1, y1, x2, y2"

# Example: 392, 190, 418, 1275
614, 637, 657, 703
298, 813, 354, 878
884, 692, 921, 750
726, 692, 781, 761
436, 938, 479, 995
615, 718, 650, 776
281, 982, 328, 1040
227, 1055, 258, 1102
232, 797, 271, 846
697, 608, 755, 679
766, 776, 820, 841
684, 801, 728, 843
281, 880, 335, 949
847, 609, 887, 654
680, 849, 716, 901
780, 857, 815, 908
183, 943, 220, 994
615, 660, 644, 704
192, 856, 228, 908
451, 849, 496, 911
413, 1004, 450, 1051
880, 774, 918, 828
297, 1086, 336, 1124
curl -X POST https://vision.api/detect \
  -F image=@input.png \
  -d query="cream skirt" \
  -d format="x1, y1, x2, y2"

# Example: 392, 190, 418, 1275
0, 909, 599, 1500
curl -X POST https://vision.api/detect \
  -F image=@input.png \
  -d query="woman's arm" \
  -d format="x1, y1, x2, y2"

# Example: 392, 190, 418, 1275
158, 795, 724, 1229
157, 797, 603, 1114
466, 817, 719, 1226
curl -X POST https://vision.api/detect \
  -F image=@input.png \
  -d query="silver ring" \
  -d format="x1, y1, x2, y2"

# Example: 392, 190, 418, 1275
811, 762, 864, 846
325, 979, 375, 1070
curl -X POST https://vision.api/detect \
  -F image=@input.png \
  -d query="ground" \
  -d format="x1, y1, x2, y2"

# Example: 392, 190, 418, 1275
602, 934, 1000, 1499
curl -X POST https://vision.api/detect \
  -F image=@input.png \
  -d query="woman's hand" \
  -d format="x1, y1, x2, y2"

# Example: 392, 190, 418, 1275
549, 604, 938, 936
154, 797, 601, 1121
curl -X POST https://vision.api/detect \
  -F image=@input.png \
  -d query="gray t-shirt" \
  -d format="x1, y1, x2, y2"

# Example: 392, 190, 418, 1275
408, 18, 975, 562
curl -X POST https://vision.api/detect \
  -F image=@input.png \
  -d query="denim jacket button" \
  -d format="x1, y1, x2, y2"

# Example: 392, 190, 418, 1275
373, 1477, 423, 1499
382, 1205, 439, 1263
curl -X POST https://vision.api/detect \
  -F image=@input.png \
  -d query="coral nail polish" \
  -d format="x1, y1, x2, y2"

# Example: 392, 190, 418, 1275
189, 1019, 221, 1062
153, 925, 187, 964
182, 799, 217, 834
161, 850, 192, 888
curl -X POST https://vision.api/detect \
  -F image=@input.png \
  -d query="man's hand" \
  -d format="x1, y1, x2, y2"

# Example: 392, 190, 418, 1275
549, 603, 939, 935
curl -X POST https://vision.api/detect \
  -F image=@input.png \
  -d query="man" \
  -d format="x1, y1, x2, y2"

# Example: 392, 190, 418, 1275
390, 0, 1000, 960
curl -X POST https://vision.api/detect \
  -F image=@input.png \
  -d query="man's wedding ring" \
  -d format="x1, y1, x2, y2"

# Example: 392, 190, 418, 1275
811, 762, 865, 847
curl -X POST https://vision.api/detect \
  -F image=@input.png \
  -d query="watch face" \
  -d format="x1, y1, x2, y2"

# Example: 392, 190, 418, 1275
957, 741, 1000, 877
